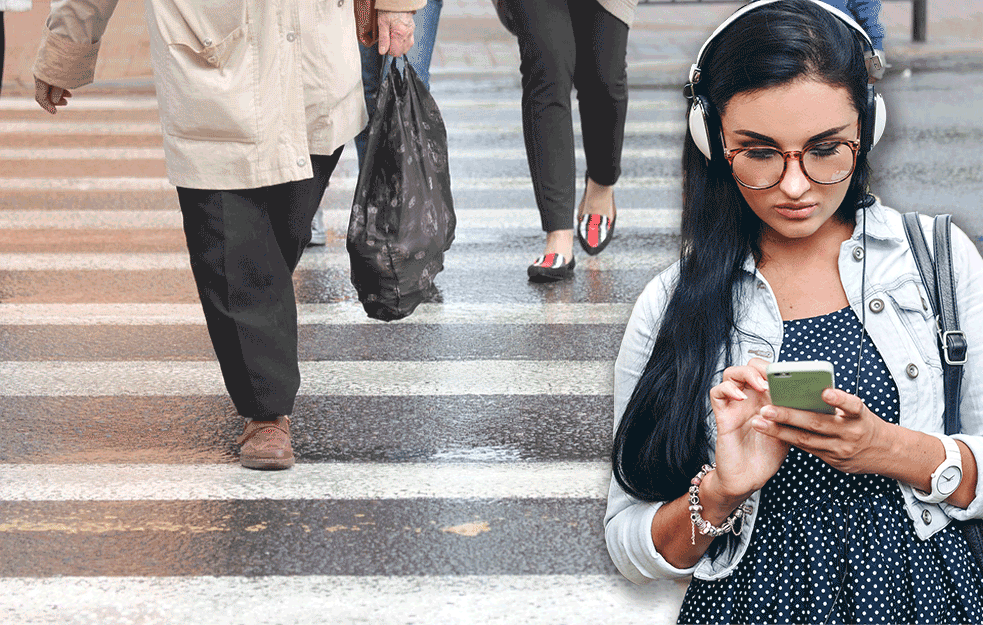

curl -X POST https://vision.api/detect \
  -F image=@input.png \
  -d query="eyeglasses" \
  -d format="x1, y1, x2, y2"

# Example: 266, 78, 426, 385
722, 138, 861, 190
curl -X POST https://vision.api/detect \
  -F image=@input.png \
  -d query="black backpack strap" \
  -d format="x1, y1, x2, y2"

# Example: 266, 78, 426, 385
932, 215, 967, 435
902, 213, 938, 315
902, 213, 966, 435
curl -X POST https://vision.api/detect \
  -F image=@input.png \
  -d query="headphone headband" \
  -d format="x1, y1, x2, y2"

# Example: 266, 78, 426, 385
688, 0, 875, 86
685, 0, 886, 159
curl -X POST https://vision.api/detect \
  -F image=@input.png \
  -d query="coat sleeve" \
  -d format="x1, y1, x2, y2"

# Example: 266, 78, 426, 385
603, 265, 699, 583
33, 0, 120, 89
941, 221, 983, 522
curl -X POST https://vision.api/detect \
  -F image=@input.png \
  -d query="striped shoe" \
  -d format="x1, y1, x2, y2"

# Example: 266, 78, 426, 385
577, 202, 616, 256
527, 253, 576, 283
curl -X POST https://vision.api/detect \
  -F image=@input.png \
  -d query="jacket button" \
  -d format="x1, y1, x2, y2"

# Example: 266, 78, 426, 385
868, 298, 884, 313
922, 509, 932, 525
297, 158, 307, 167
338, 0, 344, 5
286, 32, 297, 42
907, 364, 919, 379
203, 37, 213, 47
852, 247, 865, 261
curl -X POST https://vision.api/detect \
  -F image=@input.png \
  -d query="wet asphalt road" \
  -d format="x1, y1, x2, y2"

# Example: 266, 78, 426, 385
0, 66, 981, 624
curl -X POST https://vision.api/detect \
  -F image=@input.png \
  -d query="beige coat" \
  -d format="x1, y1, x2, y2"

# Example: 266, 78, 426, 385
33, 0, 424, 190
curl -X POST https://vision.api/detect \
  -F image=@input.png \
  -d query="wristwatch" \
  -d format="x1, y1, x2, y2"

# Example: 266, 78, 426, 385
913, 433, 963, 504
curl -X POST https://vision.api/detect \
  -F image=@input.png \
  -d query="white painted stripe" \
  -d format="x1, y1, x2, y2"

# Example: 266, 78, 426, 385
0, 175, 679, 192
0, 208, 680, 230
0, 147, 674, 162
0, 147, 166, 160
0, 95, 676, 112
0, 249, 675, 271
0, 121, 163, 135
0, 462, 610, 501
0, 177, 173, 191
0, 120, 683, 136
0, 575, 686, 625
0, 302, 633, 326
0, 360, 614, 396
0, 97, 160, 111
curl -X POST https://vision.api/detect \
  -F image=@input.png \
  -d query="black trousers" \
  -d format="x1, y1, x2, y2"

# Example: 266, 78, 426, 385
177, 148, 343, 419
509, 0, 630, 233
1, 12, 6, 98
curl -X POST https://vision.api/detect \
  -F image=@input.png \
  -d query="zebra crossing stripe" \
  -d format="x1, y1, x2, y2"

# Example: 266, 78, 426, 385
0, 575, 685, 625
0, 361, 614, 396
0, 176, 681, 192
0, 208, 681, 230
0, 250, 675, 271
0, 303, 633, 326
0, 462, 610, 501
0, 120, 684, 136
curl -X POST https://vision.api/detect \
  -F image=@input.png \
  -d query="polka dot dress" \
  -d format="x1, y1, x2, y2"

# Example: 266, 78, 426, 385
678, 307, 983, 625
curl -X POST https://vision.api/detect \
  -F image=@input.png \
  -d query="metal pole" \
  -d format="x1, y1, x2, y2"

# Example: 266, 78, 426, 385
913, 0, 927, 42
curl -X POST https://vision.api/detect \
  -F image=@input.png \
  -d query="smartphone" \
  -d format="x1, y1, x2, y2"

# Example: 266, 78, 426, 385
766, 360, 836, 415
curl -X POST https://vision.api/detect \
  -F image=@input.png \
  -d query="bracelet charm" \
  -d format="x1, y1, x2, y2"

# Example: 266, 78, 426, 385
688, 463, 753, 545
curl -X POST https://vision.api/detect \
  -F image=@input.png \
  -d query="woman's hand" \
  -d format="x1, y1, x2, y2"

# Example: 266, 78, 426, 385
751, 387, 895, 475
709, 358, 791, 504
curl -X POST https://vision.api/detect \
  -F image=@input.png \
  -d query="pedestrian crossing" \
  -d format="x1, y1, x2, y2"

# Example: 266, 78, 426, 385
0, 83, 688, 623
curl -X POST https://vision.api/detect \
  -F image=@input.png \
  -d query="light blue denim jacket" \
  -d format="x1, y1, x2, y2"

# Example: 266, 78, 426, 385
604, 202, 983, 584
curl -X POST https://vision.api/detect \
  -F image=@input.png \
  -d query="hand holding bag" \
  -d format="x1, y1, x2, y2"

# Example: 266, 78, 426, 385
347, 59, 456, 321
902, 212, 983, 568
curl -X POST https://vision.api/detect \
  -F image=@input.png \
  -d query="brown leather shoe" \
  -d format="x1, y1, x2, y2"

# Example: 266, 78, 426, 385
236, 416, 295, 470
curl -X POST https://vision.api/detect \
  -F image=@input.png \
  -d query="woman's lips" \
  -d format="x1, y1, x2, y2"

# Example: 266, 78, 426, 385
774, 203, 817, 219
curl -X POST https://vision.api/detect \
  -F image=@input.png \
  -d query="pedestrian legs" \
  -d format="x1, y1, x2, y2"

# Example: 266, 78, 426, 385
177, 148, 343, 420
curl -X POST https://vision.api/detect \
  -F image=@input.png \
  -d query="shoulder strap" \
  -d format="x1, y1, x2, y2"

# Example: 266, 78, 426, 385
901, 213, 966, 435
901, 213, 937, 315
933, 215, 967, 435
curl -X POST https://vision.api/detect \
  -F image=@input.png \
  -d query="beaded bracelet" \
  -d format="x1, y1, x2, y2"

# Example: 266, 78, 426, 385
688, 463, 753, 545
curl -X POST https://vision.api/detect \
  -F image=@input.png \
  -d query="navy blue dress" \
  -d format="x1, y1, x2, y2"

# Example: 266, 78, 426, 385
678, 307, 983, 624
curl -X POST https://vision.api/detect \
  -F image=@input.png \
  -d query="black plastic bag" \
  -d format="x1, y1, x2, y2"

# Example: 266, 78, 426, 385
347, 60, 455, 321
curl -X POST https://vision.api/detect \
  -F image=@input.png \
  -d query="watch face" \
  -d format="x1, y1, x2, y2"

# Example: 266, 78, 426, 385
939, 466, 963, 495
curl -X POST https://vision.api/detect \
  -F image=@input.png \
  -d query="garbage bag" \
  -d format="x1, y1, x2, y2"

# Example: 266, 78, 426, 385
347, 59, 456, 321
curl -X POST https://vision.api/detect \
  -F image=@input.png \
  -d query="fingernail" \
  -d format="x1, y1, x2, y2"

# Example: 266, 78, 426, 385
760, 406, 777, 418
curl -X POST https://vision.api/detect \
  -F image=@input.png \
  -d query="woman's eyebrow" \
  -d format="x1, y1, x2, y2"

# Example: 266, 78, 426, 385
731, 123, 854, 146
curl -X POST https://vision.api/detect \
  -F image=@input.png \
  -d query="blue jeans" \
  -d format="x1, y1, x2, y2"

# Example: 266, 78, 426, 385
354, 0, 443, 165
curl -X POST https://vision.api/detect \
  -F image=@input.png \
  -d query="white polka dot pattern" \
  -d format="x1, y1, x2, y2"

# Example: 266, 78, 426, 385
678, 307, 983, 624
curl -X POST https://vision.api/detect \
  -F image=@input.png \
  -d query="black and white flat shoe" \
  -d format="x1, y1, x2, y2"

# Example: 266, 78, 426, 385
527, 253, 575, 283
577, 209, 616, 256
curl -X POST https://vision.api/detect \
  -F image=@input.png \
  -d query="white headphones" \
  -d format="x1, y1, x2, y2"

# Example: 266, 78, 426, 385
685, 0, 887, 159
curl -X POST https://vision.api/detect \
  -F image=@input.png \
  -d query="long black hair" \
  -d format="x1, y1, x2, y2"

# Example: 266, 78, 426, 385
611, 0, 877, 506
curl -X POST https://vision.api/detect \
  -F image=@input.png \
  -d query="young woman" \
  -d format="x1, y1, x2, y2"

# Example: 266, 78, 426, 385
604, 1, 983, 622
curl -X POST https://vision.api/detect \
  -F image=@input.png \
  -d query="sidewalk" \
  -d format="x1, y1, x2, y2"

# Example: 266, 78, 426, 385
2, 0, 982, 96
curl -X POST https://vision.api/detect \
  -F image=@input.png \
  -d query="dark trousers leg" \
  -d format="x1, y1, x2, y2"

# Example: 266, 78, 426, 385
1, 12, 5, 98
571, 2, 629, 187
510, 0, 630, 232
510, 0, 577, 233
177, 148, 343, 419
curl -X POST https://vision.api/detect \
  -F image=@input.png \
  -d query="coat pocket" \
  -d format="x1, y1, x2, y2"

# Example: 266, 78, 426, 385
151, 0, 258, 142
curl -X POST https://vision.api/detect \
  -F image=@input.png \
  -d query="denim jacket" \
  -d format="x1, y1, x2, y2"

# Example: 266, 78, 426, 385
604, 202, 983, 585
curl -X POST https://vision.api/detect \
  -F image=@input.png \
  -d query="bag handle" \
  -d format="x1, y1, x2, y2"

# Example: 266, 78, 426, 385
902, 213, 967, 435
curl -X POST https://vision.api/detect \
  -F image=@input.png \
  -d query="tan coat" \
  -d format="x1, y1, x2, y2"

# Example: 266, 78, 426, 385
33, 0, 424, 190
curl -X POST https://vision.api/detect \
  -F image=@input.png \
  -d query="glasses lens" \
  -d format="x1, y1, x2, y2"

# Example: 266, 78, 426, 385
731, 148, 786, 188
731, 142, 856, 188
802, 141, 855, 184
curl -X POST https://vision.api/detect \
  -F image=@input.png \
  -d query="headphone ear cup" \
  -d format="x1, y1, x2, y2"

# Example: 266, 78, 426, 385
870, 92, 886, 148
688, 95, 714, 159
